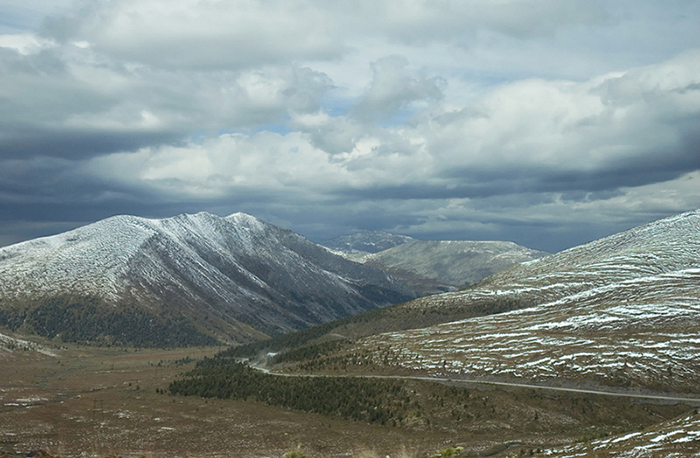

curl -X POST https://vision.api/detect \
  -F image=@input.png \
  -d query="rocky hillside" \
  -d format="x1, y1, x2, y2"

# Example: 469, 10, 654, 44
323, 231, 548, 294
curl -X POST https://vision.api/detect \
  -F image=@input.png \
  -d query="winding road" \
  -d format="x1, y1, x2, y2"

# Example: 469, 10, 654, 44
252, 365, 700, 404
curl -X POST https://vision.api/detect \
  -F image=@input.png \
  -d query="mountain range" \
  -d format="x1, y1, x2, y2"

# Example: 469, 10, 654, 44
3, 209, 699, 458
0, 212, 552, 347
0, 212, 415, 346
258, 209, 700, 393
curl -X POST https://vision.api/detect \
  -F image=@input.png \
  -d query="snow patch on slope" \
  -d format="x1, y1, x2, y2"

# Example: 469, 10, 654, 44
0, 331, 58, 357
546, 412, 700, 456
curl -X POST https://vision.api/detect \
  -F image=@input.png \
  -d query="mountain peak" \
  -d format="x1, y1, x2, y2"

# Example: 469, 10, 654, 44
225, 212, 270, 231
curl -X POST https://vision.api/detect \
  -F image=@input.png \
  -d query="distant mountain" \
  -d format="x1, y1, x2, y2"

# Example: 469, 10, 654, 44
0, 212, 415, 346
364, 240, 548, 287
261, 210, 700, 393
321, 231, 415, 254
323, 232, 547, 294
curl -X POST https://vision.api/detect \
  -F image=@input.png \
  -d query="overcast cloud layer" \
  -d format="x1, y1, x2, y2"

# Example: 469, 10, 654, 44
1, 0, 700, 251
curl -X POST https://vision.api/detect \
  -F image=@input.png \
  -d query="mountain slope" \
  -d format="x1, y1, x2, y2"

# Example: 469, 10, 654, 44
0, 212, 415, 346
545, 410, 700, 457
364, 240, 548, 287
273, 210, 700, 393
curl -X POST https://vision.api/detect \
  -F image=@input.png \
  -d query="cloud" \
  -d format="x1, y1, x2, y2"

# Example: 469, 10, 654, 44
0, 39, 333, 159
0, 33, 55, 54
418, 50, 700, 191
352, 55, 445, 122
67, 48, 700, 252
1, 1, 700, 252
39, 0, 608, 70
42, 0, 347, 70
0, 1, 74, 34
77, 50, 700, 200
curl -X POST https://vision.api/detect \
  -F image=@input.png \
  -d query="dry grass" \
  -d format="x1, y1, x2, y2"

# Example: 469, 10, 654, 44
353, 446, 417, 458
0, 342, 475, 457
0, 337, 696, 458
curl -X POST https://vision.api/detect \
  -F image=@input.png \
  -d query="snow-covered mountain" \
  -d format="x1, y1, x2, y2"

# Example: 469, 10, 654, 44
308, 210, 700, 392
321, 230, 415, 254
363, 240, 548, 287
0, 212, 415, 346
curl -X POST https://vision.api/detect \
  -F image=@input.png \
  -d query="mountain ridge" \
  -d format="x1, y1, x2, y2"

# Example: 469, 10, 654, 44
322, 230, 548, 294
272, 209, 700, 393
0, 212, 416, 346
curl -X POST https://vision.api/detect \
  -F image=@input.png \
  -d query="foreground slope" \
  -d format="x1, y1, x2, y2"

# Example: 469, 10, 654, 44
0, 212, 415, 345
2, 342, 693, 458
545, 410, 700, 457
283, 210, 700, 393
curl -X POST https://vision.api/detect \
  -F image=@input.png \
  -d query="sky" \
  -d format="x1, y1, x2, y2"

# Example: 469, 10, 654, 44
1, 0, 700, 252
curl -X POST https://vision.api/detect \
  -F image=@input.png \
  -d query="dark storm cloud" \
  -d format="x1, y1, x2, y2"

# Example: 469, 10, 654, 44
0, 46, 185, 159
340, 132, 700, 202
0, 43, 334, 159
432, 130, 700, 199
0, 129, 183, 160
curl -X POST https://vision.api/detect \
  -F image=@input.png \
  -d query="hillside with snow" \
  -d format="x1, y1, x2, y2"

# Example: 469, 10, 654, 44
285, 210, 700, 393
546, 410, 700, 456
0, 212, 415, 346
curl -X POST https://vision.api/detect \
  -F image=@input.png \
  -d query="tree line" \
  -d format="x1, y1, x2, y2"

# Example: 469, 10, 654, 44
169, 358, 420, 425
0, 295, 217, 347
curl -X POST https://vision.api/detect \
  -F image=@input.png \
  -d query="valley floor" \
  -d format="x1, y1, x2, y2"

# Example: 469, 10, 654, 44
1, 339, 699, 457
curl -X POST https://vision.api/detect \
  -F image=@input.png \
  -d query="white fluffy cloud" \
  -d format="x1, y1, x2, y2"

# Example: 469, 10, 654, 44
422, 49, 700, 176
84, 50, 700, 205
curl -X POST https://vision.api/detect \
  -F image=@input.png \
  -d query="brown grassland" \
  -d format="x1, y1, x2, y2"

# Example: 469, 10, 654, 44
0, 339, 697, 458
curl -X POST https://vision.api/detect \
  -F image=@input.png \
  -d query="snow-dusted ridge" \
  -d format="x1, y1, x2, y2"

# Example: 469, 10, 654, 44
0, 212, 415, 344
0, 214, 162, 301
341, 209, 700, 393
